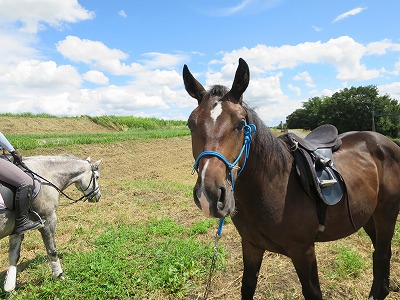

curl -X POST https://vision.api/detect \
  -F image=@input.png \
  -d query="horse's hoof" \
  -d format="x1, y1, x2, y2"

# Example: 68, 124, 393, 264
58, 273, 65, 280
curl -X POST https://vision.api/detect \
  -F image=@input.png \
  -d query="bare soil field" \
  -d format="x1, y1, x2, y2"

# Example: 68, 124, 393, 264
0, 117, 399, 299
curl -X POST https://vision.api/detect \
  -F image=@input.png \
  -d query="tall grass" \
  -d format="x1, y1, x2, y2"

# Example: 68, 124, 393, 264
88, 115, 187, 131
3, 114, 190, 150
7, 129, 189, 150
0, 112, 58, 118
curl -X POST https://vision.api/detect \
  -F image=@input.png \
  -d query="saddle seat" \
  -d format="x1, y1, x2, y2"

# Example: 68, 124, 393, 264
289, 124, 342, 152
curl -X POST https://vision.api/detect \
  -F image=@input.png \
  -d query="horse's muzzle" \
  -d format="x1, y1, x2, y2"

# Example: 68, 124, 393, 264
194, 184, 233, 218
88, 192, 101, 203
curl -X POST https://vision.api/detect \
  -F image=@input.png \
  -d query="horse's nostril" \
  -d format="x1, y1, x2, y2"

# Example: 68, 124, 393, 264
217, 186, 226, 210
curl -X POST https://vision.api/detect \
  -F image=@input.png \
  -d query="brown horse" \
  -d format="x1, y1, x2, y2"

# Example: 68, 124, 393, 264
183, 58, 400, 299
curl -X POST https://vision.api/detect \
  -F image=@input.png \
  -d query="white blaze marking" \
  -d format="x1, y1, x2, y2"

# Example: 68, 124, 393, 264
210, 102, 223, 123
199, 160, 211, 216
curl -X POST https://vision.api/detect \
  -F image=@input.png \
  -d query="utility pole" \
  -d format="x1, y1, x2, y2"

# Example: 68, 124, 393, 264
372, 109, 376, 132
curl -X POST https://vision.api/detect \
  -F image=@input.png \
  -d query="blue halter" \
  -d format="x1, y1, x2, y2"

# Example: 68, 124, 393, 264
193, 121, 257, 191
193, 120, 256, 238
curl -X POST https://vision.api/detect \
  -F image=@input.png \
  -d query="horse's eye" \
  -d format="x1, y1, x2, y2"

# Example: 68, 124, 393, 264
236, 120, 245, 131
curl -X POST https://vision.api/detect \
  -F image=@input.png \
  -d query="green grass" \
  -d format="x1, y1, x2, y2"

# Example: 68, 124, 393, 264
327, 245, 367, 280
0, 112, 58, 118
7, 128, 190, 150
1, 114, 189, 150
88, 115, 187, 131
3, 219, 226, 299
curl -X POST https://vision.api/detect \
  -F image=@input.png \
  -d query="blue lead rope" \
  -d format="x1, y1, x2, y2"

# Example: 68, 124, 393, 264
193, 121, 256, 236
217, 218, 224, 237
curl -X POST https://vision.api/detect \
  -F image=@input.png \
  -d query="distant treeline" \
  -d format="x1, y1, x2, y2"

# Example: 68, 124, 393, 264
286, 85, 400, 137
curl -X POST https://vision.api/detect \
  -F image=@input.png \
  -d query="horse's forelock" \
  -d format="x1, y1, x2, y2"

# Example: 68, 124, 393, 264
207, 85, 229, 99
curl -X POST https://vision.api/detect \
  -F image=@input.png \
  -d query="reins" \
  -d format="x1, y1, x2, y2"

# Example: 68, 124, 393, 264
193, 121, 256, 300
19, 161, 98, 203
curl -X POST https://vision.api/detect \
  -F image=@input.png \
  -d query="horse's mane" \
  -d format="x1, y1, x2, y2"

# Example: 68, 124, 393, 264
244, 103, 292, 174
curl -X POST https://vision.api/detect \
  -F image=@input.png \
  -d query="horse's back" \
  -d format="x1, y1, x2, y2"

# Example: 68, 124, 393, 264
338, 131, 400, 170
333, 131, 400, 224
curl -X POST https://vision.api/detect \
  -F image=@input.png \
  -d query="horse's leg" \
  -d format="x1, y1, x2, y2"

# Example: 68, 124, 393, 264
4, 234, 24, 292
38, 213, 64, 279
241, 239, 264, 300
363, 217, 376, 247
289, 244, 322, 300
368, 206, 398, 300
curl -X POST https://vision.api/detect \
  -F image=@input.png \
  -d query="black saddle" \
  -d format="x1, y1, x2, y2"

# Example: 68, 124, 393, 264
288, 124, 342, 152
280, 125, 347, 236
283, 124, 345, 205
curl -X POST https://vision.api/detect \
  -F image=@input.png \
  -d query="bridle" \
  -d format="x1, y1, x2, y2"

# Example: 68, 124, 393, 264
77, 163, 100, 202
193, 120, 257, 190
20, 161, 100, 203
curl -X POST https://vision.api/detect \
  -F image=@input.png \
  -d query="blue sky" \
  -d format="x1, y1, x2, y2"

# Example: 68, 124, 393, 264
0, 0, 399, 126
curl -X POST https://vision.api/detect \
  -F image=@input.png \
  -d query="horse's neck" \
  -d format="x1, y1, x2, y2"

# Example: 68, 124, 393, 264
246, 120, 293, 181
26, 157, 86, 191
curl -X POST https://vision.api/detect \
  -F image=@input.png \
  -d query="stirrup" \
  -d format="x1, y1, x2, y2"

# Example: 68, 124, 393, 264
318, 168, 337, 188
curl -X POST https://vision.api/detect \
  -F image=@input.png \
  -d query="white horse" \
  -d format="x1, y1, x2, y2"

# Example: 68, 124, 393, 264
0, 154, 102, 293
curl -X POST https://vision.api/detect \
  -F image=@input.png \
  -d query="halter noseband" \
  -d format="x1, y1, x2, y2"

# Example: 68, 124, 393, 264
193, 121, 256, 190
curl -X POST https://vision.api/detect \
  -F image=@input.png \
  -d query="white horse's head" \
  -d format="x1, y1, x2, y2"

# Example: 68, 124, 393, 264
75, 157, 102, 202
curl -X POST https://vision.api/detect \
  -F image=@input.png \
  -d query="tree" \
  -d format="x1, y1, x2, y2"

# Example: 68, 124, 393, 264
286, 85, 400, 137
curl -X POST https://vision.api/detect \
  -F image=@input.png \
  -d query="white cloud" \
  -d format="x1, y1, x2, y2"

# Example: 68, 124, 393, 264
0, 31, 39, 64
57, 36, 188, 78
312, 25, 323, 32
0, 0, 94, 33
378, 82, 400, 101
0, 60, 81, 88
293, 71, 315, 88
218, 0, 253, 16
366, 39, 400, 55
83, 70, 109, 85
333, 7, 367, 23
219, 36, 385, 81
394, 60, 400, 76
56, 36, 134, 75
118, 10, 127, 18
288, 84, 301, 96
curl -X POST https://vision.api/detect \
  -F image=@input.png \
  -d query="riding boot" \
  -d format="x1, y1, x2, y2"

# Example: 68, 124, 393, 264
12, 186, 42, 235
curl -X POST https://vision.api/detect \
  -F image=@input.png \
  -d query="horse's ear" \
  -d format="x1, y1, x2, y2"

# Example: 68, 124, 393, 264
183, 64, 207, 104
94, 159, 102, 167
86, 156, 92, 162
226, 58, 250, 104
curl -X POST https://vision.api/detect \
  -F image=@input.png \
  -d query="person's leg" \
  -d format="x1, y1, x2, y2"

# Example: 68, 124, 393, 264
0, 159, 42, 234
